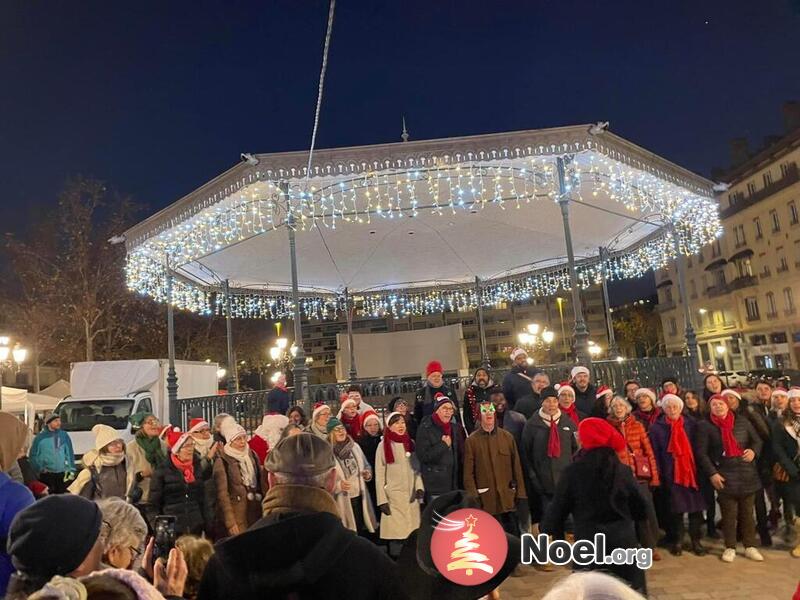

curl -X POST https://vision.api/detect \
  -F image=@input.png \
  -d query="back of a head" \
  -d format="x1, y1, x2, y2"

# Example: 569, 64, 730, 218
542, 572, 646, 600
176, 535, 214, 600
82, 573, 138, 600
264, 432, 335, 486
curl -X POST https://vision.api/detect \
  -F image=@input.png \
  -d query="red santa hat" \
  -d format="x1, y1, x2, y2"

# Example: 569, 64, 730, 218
426, 360, 443, 377
788, 386, 800, 399
634, 388, 657, 403
659, 393, 684, 410
361, 411, 382, 430
578, 417, 626, 453
555, 381, 575, 396
510, 347, 528, 361
772, 387, 789, 398
158, 425, 172, 441
595, 385, 613, 400
721, 389, 742, 401
312, 402, 331, 421
188, 418, 210, 433
571, 365, 590, 379
166, 428, 192, 454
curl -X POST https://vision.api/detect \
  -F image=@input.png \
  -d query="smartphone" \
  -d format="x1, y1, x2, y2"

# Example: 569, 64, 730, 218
152, 515, 177, 565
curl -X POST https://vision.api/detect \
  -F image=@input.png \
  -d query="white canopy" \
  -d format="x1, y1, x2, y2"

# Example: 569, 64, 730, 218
40, 379, 70, 399
124, 125, 719, 319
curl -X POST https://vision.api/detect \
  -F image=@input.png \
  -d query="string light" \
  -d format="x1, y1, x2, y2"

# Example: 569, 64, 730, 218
125, 143, 721, 319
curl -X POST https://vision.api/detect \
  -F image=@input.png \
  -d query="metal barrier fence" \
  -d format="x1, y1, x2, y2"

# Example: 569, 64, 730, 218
175, 355, 695, 432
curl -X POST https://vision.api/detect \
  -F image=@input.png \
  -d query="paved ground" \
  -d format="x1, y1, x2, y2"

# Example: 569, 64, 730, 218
500, 530, 798, 599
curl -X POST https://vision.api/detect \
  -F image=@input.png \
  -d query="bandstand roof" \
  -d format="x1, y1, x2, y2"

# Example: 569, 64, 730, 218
124, 125, 720, 319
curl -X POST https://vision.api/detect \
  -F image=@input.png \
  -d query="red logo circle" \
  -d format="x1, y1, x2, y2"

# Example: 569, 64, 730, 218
430, 508, 508, 586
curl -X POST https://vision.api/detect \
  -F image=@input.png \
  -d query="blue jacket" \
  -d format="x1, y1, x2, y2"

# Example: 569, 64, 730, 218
29, 428, 75, 474
0, 472, 35, 596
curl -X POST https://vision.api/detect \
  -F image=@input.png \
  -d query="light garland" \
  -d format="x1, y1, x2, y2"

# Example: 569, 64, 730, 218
124, 144, 722, 319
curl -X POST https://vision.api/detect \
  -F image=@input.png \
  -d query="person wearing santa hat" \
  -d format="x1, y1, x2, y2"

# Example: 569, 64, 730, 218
541, 418, 648, 594
307, 403, 332, 441
771, 386, 800, 557
570, 365, 597, 416
357, 412, 383, 517
648, 394, 707, 556
337, 397, 365, 440
556, 383, 585, 425
189, 418, 218, 462
696, 394, 764, 563
375, 412, 424, 558
250, 414, 289, 464
214, 420, 267, 538
149, 428, 211, 536
501, 348, 537, 411
632, 388, 661, 431
589, 385, 614, 418
416, 393, 465, 503
188, 417, 221, 539
413, 360, 461, 428
345, 385, 375, 416
522, 386, 578, 530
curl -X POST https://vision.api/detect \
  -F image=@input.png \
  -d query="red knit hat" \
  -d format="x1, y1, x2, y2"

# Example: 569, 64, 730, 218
426, 360, 443, 377
578, 417, 626, 453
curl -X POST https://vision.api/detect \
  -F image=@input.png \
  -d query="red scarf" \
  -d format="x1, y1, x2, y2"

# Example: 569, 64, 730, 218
666, 416, 698, 489
341, 412, 363, 440
710, 411, 743, 457
383, 429, 414, 464
635, 406, 661, 427
171, 454, 196, 484
562, 403, 581, 425
432, 412, 452, 437
545, 416, 561, 458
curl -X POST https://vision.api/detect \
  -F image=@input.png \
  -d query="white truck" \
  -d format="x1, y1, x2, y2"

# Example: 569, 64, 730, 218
55, 359, 219, 457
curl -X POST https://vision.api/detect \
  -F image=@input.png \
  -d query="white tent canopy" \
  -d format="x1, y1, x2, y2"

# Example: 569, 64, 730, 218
40, 379, 70, 399
124, 125, 719, 319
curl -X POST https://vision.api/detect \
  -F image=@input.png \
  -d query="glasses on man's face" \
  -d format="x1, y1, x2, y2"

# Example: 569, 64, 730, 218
479, 404, 496, 414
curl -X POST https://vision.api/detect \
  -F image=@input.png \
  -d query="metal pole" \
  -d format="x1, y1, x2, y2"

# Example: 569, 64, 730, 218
671, 227, 702, 388
165, 262, 179, 424
223, 279, 238, 394
556, 156, 591, 366
475, 276, 490, 368
599, 247, 619, 357
283, 181, 310, 411
0, 369, 3, 411
345, 288, 358, 380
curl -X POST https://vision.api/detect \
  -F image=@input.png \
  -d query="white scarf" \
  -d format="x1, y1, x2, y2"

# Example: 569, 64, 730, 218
191, 435, 215, 458
224, 443, 257, 488
538, 407, 562, 423
68, 451, 125, 495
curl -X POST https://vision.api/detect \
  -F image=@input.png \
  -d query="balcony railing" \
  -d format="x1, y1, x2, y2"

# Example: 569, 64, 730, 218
172, 356, 695, 432
720, 163, 800, 219
727, 275, 758, 291
767, 312, 779, 320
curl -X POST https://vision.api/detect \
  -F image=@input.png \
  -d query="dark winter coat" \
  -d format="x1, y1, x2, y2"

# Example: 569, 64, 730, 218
541, 447, 647, 593
648, 416, 706, 514
415, 415, 463, 498
413, 384, 460, 427
574, 383, 597, 416
197, 485, 407, 600
501, 367, 536, 410
521, 412, 578, 496
498, 409, 527, 449
514, 393, 542, 420
149, 455, 211, 536
772, 419, 800, 504
735, 400, 773, 482
696, 414, 763, 497
266, 387, 291, 415
462, 383, 493, 433
358, 433, 382, 511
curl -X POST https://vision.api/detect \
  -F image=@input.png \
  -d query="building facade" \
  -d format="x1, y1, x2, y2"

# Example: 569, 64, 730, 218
656, 125, 800, 371
301, 287, 610, 383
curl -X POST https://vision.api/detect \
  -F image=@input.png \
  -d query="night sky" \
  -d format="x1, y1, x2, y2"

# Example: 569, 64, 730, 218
2, 0, 799, 304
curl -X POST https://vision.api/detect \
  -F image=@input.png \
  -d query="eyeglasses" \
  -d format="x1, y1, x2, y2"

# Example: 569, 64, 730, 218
129, 545, 142, 560
479, 404, 496, 414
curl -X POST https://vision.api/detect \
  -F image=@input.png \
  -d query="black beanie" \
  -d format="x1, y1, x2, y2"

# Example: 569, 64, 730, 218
8, 494, 102, 579
540, 385, 558, 400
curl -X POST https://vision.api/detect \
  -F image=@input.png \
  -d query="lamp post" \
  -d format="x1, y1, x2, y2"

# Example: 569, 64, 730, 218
0, 337, 28, 411
516, 323, 555, 365
268, 337, 313, 390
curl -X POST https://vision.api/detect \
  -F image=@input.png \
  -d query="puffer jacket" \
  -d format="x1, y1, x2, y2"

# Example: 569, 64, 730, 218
149, 455, 211, 535
696, 414, 763, 497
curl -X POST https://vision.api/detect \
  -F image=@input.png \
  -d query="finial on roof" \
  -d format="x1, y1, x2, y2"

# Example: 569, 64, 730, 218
401, 116, 409, 142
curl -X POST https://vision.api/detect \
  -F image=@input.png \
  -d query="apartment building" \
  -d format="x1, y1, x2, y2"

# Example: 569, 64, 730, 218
657, 110, 800, 371
301, 287, 610, 383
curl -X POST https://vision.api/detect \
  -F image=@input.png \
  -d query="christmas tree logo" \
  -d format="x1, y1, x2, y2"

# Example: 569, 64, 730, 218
430, 508, 508, 586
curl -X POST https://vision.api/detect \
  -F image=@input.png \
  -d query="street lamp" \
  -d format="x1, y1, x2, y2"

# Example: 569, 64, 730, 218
0, 337, 28, 410
715, 344, 726, 356
588, 341, 603, 358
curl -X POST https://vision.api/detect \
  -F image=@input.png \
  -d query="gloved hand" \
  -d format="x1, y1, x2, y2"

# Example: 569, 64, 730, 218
378, 503, 391, 516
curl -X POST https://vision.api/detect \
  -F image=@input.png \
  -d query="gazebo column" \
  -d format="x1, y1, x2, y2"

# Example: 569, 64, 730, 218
556, 156, 591, 366
475, 276, 490, 369
223, 279, 238, 394
283, 182, 310, 411
165, 261, 179, 423
671, 227, 702, 388
599, 247, 619, 357
345, 288, 358, 381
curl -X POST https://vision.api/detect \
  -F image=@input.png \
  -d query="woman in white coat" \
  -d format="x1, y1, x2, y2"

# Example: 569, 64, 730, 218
375, 412, 425, 558
327, 417, 377, 536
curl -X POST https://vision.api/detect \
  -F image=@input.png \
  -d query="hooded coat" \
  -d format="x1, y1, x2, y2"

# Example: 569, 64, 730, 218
196, 484, 408, 600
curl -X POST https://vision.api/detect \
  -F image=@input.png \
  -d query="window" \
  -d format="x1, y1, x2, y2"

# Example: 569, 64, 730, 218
747, 182, 757, 196
790, 201, 799, 225
702, 274, 708, 290
668, 318, 677, 337
778, 256, 789, 272
763, 171, 773, 187
754, 217, 763, 239
767, 292, 777, 317
770, 209, 781, 232
713, 269, 726, 288
751, 334, 768, 346
771, 332, 788, 344
733, 224, 746, 247
698, 249, 704, 264
781, 163, 792, 177
735, 258, 753, 278
745, 296, 760, 321
785, 287, 795, 313
690, 280, 697, 298
664, 287, 673, 303
711, 240, 722, 258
